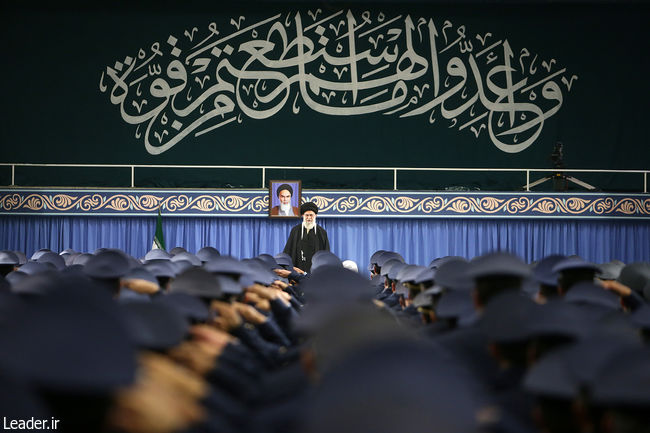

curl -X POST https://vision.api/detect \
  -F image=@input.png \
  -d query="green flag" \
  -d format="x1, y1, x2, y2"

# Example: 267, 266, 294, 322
152, 206, 166, 250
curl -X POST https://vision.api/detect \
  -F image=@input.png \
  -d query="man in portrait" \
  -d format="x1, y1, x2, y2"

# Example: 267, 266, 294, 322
270, 183, 299, 216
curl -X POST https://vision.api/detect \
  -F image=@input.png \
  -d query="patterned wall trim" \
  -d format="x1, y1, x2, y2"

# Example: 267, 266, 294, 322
0, 189, 649, 219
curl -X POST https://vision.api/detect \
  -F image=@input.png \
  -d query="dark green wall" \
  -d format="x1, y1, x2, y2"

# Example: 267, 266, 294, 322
2, 2, 648, 190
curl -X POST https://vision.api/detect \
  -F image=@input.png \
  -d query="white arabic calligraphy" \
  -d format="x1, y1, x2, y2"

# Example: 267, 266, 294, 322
100, 10, 577, 155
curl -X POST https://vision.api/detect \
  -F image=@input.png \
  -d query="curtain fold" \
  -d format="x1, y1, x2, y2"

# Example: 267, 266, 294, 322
1, 216, 648, 270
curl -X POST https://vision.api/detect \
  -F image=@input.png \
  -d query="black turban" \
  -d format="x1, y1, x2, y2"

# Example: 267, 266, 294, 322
300, 202, 318, 215
276, 184, 293, 196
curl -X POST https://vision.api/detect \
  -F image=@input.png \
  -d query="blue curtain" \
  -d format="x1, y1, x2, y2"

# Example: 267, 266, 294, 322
1, 216, 648, 272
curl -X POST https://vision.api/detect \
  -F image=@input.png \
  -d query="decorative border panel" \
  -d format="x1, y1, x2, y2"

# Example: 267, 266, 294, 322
0, 189, 649, 219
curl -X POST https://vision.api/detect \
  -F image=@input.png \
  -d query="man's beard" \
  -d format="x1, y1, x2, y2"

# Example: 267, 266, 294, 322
280, 202, 291, 214
302, 218, 316, 230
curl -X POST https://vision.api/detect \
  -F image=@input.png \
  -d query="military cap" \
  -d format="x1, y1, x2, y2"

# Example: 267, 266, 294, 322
0, 280, 137, 392
58, 250, 77, 267
420, 283, 444, 297
481, 292, 538, 342
257, 253, 280, 269
412, 290, 433, 308
143, 259, 177, 278
170, 251, 201, 267
392, 266, 416, 296
119, 301, 189, 350
62, 252, 80, 266
0, 250, 19, 265
217, 274, 243, 295
396, 265, 427, 283
396, 266, 430, 296
196, 246, 221, 262
597, 260, 625, 280
532, 254, 566, 286
428, 255, 466, 269
12, 251, 27, 265
245, 256, 271, 270
30, 248, 53, 261
16, 261, 50, 275
5, 271, 28, 288
155, 292, 210, 322
523, 347, 577, 399
123, 267, 159, 286
36, 251, 66, 271
301, 265, 375, 305
117, 250, 142, 269
169, 267, 240, 298
169, 246, 188, 255
552, 256, 600, 274
203, 255, 250, 277
369, 250, 387, 266
312, 252, 342, 272
562, 336, 641, 392
617, 262, 650, 294
382, 263, 406, 295
428, 256, 443, 269
241, 259, 277, 286
563, 281, 620, 310
393, 283, 409, 296
468, 252, 531, 279
235, 272, 258, 291
434, 289, 476, 323
386, 262, 410, 282
432, 259, 473, 290
380, 259, 404, 277
312, 250, 334, 261
61, 263, 85, 275
169, 267, 215, 296
71, 252, 93, 266
144, 248, 172, 262
376, 251, 405, 267
274, 252, 293, 269
83, 251, 130, 279
412, 267, 436, 285
591, 346, 650, 406
525, 300, 590, 340
169, 259, 194, 275
300, 201, 318, 214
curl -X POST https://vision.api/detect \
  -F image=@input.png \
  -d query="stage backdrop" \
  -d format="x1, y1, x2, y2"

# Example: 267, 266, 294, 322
1, 215, 649, 274
1, 188, 649, 269
1, 1, 649, 190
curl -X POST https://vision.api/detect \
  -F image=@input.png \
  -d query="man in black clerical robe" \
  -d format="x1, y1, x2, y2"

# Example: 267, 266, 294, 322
282, 202, 330, 273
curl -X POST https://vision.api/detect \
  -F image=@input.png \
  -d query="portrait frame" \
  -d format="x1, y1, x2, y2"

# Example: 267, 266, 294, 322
268, 180, 302, 218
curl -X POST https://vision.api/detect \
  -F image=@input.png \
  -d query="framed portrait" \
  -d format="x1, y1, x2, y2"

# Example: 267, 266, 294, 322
269, 180, 302, 218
